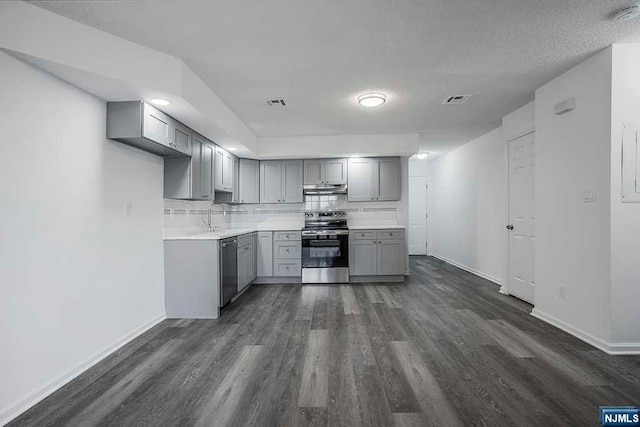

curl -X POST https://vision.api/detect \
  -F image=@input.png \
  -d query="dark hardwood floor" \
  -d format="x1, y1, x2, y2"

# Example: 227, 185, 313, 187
11, 256, 640, 426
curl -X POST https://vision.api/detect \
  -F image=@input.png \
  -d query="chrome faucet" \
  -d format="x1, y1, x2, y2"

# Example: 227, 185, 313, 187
206, 201, 215, 233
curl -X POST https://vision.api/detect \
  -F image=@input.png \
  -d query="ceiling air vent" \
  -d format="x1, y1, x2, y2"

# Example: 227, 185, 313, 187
442, 95, 471, 105
266, 98, 287, 107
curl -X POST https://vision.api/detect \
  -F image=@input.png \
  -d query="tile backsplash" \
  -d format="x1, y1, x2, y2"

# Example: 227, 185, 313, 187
164, 194, 400, 232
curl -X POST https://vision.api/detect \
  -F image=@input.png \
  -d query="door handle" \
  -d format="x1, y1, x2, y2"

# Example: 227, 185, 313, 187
506, 224, 514, 230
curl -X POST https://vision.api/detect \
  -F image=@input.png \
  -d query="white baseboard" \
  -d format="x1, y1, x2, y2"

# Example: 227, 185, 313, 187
531, 309, 640, 355
0, 312, 166, 426
429, 253, 502, 286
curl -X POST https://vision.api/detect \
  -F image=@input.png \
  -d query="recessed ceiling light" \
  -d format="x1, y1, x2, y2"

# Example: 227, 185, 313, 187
613, 4, 640, 21
358, 93, 386, 107
150, 98, 172, 106
228, 147, 238, 152
416, 153, 429, 160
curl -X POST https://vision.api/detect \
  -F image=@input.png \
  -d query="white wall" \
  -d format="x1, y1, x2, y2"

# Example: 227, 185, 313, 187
610, 44, 640, 345
0, 52, 166, 423
257, 134, 419, 158
429, 127, 506, 284
533, 48, 613, 345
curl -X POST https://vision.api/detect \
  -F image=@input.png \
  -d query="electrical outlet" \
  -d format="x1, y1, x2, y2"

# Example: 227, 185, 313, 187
124, 201, 133, 217
558, 284, 567, 300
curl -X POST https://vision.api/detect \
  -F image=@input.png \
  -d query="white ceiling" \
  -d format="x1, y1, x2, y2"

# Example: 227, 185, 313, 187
29, 0, 640, 155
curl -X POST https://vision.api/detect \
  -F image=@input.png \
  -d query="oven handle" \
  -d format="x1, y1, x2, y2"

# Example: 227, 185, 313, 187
302, 229, 349, 236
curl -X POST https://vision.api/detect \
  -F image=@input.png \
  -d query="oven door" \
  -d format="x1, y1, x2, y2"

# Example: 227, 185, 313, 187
302, 231, 348, 268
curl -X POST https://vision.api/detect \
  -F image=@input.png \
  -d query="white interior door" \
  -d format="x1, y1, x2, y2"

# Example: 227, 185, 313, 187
508, 132, 535, 304
408, 176, 428, 255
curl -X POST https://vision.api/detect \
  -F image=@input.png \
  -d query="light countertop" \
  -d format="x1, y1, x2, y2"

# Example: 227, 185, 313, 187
164, 225, 303, 241
348, 225, 406, 230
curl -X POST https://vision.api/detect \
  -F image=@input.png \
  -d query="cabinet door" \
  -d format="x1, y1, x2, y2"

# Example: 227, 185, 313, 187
232, 157, 240, 203
325, 158, 348, 184
349, 240, 377, 275
243, 245, 254, 287
260, 161, 282, 203
282, 160, 303, 203
239, 159, 260, 204
214, 147, 224, 191
257, 232, 273, 277
303, 160, 324, 185
347, 158, 375, 201
202, 142, 215, 199
171, 120, 192, 155
190, 134, 205, 198
223, 152, 234, 191
376, 158, 401, 201
237, 246, 247, 291
377, 239, 405, 275
252, 234, 258, 281
142, 103, 171, 147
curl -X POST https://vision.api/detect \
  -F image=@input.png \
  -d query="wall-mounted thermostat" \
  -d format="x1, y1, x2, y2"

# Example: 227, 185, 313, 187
621, 122, 640, 203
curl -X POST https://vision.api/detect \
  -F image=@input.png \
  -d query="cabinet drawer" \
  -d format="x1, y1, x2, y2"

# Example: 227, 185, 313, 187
274, 260, 302, 276
273, 241, 301, 258
350, 230, 377, 240
378, 229, 405, 240
273, 231, 301, 241
238, 233, 253, 247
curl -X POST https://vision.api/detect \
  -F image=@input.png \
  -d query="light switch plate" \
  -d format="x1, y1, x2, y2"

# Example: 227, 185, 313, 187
583, 188, 597, 203
124, 201, 133, 217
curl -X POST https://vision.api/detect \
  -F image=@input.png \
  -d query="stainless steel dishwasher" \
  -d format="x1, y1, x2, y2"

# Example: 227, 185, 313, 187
219, 237, 238, 307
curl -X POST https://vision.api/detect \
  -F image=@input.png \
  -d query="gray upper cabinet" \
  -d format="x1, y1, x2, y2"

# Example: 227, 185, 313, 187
376, 157, 401, 201
239, 159, 260, 204
325, 158, 348, 184
347, 157, 400, 201
215, 147, 234, 192
107, 101, 191, 157
347, 158, 376, 201
303, 160, 324, 185
260, 160, 302, 203
260, 161, 283, 203
201, 142, 215, 199
282, 160, 303, 203
232, 157, 240, 203
164, 131, 215, 200
303, 158, 347, 185
171, 120, 192, 156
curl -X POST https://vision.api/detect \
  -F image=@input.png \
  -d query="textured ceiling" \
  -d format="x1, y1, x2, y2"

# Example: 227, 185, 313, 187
29, 0, 640, 155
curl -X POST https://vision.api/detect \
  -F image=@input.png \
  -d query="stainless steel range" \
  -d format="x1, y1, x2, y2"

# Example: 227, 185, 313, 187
301, 211, 349, 283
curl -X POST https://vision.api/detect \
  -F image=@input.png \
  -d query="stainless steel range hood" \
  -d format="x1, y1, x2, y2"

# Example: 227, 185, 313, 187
303, 184, 347, 195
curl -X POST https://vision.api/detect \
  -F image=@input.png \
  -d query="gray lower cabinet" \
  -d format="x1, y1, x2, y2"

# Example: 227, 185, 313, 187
237, 232, 257, 292
349, 239, 378, 275
164, 131, 215, 200
347, 157, 401, 201
239, 159, 260, 203
273, 230, 302, 276
349, 229, 405, 276
260, 160, 303, 203
257, 232, 273, 277
107, 101, 191, 157
164, 240, 220, 319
